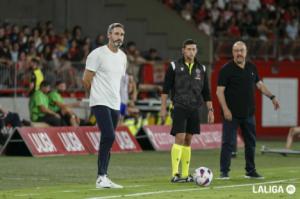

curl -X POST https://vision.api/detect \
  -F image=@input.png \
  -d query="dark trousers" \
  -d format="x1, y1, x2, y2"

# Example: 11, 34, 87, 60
0, 112, 22, 145
220, 115, 256, 174
91, 105, 119, 176
37, 114, 64, 126
0, 112, 22, 129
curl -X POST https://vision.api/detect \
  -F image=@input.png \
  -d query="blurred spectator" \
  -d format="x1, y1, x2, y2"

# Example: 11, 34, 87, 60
47, 28, 58, 46
195, 4, 208, 23
32, 28, 42, 49
0, 105, 23, 130
10, 24, 19, 43
181, 2, 193, 21
286, 19, 299, 41
126, 41, 147, 82
93, 34, 106, 49
198, 18, 213, 36
29, 58, 44, 95
247, 0, 261, 12
0, 104, 27, 146
162, 0, 300, 61
125, 42, 162, 99
286, 126, 300, 149
222, 3, 234, 22
72, 25, 83, 46
57, 54, 79, 89
68, 39, 81, 61
57, 35, 69, 56
143, 48, 162, 61
241, 13, 257, 39
211, 2, 221, 23
0, 26, 5, 41
214, 16, 227, 37
29, 80, 64, 126
48, 80, 82, 126
16, 51, 30, 87
227, 18, 241, 38
10, 42, 19, 63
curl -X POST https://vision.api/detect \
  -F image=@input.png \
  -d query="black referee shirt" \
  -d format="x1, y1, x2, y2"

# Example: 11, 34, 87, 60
218, 60, 260, 118
162, 58, 211, 109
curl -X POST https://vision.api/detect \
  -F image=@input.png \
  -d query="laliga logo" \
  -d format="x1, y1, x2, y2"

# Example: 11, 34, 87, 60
252, 184, 296, 195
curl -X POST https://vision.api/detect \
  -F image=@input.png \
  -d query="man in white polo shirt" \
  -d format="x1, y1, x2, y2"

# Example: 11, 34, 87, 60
82, 23, 127, 189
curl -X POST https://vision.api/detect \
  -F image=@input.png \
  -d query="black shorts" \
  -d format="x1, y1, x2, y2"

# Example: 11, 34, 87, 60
170, 105, 200, 136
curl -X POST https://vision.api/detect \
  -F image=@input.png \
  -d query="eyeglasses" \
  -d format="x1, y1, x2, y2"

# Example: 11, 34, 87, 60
233, 48, 246, 53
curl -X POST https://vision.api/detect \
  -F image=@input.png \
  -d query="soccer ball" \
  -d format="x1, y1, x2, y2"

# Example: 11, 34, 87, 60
193, 167, 213, 186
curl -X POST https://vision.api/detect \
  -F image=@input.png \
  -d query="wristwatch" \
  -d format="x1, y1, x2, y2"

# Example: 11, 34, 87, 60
208, 108, 214, 112
270, 95, 275, 100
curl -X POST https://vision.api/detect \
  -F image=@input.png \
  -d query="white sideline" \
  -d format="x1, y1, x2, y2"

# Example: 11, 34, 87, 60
13, 185, 147, 197
86, 178, 299, 199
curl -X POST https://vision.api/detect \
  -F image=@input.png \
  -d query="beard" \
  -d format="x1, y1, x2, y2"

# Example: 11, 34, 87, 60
113, 40, 123, 48
236, 56, 245, 64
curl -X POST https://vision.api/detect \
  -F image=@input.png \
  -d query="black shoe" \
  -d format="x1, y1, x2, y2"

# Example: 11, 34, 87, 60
184, 174, 194, 182
218, 172, 230, 180
22, 119, 31, 126
231, 152, 237, 158
170, 174, 186, 183
245, 171, 264, 179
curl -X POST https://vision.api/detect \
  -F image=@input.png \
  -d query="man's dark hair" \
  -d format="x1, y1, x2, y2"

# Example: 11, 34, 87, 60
55, 80, 65, 86
40, 80, 50, 88
126, 41, 136, 49
182, 39, 197, 48
31, 58, 40, 65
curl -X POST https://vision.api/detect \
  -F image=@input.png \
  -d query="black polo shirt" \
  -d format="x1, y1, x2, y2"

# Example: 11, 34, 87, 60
218, 60, 260, 118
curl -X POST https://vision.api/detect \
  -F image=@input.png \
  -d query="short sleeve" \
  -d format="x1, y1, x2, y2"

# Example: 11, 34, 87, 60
35, 92, 45, 107
49, 92, 63, 103
217, 67, 229, 87
123, 55, 127, 76
162, 63, 175, 94
253, 65, 260, 83
85, 50, 100, 72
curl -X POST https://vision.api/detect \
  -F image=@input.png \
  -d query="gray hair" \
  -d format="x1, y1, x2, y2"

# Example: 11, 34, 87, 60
107, 23, 125, 35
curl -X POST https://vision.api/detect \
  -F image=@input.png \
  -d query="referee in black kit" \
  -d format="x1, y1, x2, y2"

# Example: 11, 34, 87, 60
216, 41, 280, 180
160, 39, 214, 182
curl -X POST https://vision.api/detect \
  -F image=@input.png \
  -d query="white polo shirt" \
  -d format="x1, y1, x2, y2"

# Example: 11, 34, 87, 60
85, 45, 127, 110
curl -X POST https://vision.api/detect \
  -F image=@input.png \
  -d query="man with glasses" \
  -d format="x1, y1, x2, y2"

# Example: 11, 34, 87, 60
216, 41, 280, 180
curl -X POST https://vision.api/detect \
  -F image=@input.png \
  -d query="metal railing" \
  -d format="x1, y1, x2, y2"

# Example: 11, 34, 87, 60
0, 60, 86, 96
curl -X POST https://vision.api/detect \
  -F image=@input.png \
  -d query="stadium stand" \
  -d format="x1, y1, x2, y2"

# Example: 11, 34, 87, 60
162, 0, 300, 61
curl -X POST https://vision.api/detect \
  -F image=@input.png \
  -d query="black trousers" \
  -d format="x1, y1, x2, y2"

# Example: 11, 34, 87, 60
37, 114, 64, 126
0, 112, 22, 129
220, 115, 256, 174
91, 105, 119, 176
0, 112, 22, 145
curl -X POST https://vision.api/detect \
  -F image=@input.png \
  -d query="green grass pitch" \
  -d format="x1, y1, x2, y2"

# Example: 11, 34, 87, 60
0, 140, 299, 199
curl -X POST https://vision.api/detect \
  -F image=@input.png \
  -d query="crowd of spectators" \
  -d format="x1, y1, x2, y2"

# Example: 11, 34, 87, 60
163, 0, 300, 60
0, 21, 164, 90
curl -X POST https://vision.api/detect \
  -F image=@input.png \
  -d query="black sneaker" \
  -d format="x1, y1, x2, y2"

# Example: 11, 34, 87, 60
231, 152, 237, 158
218, 172, 230, 180
184, 174, 194, 182
245, 171, 264, 179
170, 173, 186, 183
